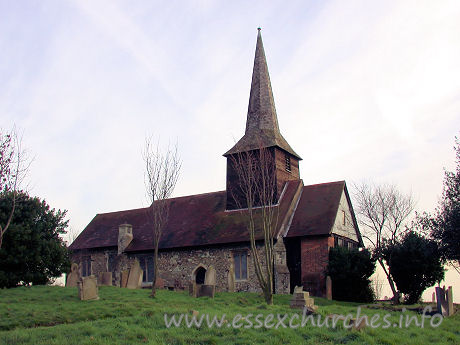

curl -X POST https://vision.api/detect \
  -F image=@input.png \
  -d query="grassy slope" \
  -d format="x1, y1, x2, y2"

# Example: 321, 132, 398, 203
0, 286, 458, 345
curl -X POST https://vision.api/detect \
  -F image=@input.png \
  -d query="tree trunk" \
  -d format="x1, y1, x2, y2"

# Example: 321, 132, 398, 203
378, 259, 398, 303
264, 288, 273, 305
151, 245, 159, 298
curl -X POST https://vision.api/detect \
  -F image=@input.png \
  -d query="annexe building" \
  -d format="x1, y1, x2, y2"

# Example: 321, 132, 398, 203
69, 30, 363, 297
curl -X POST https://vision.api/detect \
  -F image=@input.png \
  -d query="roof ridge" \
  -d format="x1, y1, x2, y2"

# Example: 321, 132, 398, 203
304, 180, 345, 188
96, 190, 227, 216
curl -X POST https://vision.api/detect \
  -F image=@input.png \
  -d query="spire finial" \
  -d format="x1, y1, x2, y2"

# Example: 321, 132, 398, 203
257, 27, 261, 31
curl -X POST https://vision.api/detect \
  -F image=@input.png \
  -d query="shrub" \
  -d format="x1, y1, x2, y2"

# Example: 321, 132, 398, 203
327, 246, 375, 302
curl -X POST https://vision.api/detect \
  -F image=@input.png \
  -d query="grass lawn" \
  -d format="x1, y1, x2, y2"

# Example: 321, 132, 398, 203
0, 286, 458, 344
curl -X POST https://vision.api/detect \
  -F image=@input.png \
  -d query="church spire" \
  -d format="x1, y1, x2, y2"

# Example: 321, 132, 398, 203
245, 28, 280, 134
224, 29, 301, 160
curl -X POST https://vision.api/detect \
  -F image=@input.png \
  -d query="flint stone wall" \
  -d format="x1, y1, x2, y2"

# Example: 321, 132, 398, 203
71, 241, 290, 294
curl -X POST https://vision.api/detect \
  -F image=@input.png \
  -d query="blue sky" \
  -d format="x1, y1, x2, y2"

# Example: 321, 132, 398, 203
1, 0, 459, 252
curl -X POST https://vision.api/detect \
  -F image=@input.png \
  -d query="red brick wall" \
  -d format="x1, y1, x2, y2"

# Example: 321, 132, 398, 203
300, 236, 334, 297
274, 148, 300, 198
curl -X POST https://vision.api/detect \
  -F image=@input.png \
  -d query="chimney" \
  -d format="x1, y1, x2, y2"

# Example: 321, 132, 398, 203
118, 224, 133, 254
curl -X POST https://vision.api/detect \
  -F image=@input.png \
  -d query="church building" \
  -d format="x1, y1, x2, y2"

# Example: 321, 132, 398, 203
69, 30, 363, 297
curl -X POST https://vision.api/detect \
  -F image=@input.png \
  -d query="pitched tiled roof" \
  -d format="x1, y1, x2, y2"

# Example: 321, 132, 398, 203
69, 180, 351, 252
223, 30, 301, 160
287, 181, 345, 238
70, 180, 303, 252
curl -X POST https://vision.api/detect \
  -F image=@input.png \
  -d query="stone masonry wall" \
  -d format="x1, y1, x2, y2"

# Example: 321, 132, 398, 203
71, 241, 290, 294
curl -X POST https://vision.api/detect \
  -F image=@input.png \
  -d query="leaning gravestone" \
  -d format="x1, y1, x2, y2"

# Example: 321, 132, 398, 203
98, 272, 112, 286
126, 260, 143, 289
66, 263, 80, 287
77, 275, 99, 301
290, 286, 317, 313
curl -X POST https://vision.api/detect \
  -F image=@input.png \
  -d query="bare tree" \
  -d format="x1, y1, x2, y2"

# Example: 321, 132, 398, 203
353, 182, 415, 302
65, 225, 81, 246
0, 127, 31, 249
230, 144, 278, 305
143, 138, 181, 297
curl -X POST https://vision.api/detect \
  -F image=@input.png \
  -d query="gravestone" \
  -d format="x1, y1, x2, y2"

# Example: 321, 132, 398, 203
66, 263, 80, 287
197, 284, 215, 298
290, 287, 317, 313
155, 277, 165, 289
447, 286, 454, 316
326, 276, 332, 300
204, 266, 216, 285
120, 270, 129, 288
189, 281, 197, 296
227, 264, 235, 292
189, 282, 215, 298
98, 272, 112, 286
77, 275, 99, 301
435, 286, 454, 317
127, 260, 143, 289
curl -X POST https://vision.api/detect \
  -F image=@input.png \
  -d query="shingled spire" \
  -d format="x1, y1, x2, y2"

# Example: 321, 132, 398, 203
224, 29, 301, 160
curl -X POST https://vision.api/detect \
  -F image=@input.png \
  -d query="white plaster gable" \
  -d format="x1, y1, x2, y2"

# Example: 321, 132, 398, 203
331, 190, 359, 242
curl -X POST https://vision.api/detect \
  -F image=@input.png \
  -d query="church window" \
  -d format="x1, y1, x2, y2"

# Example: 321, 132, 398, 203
234, 251, 248, 280
107, 253, 117, 272
285, 154, 291, 172
342, 210, 346, 225
138, 256, 155, 283
81, 256, 91, 277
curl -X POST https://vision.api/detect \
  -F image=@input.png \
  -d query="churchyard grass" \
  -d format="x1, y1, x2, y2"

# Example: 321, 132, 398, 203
0, 286, 458, 344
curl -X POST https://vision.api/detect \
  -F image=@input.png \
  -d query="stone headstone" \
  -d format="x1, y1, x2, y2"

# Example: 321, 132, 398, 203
120, 270, 129, 288
197, 284, 215, 298
98, 272, 112, 286
204, 266, 216, 285
435, 286, 453, 316
77, 275, 99, 301
138, 271, 143, 287
435, 286, 454, 317
435, 286, 445, 315
326, 276, 332, 300
127, 260, 143, 289
155, 277, 165, 289
189, 281, 197, 296
66, 263, 80, 287
227, 264, 235, 292
447, 286, 454, 317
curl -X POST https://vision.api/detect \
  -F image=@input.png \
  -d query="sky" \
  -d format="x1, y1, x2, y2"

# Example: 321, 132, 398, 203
1, 0, 459, 298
